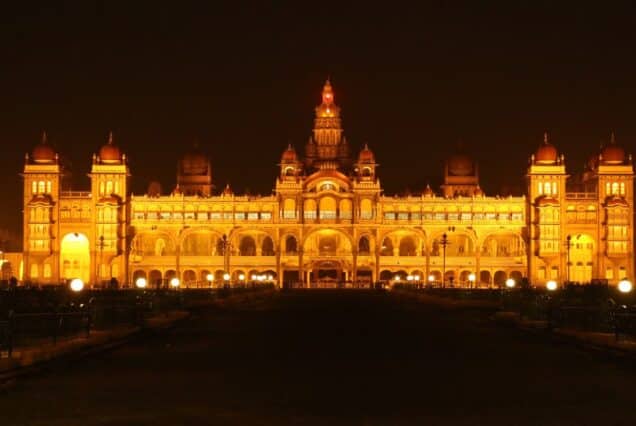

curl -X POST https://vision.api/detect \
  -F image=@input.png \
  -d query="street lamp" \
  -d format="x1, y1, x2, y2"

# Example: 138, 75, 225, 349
618, 279, 633, 293
135, 277, 147, 289
170, 277, 180, 288
223, 272, 230, 287
206, 273, 213, 287
505, 278, 516, 289
546, 280, 558, 291
70, 278, 84, 292
468, 273, 476, 288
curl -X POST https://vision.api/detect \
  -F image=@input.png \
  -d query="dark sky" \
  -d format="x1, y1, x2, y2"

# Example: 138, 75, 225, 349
1, 2, 636, 233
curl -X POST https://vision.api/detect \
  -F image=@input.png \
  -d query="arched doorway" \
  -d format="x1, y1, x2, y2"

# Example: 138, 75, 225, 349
60, 233, 90, 284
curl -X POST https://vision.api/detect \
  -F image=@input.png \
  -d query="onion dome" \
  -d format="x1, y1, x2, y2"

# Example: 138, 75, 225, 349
447, 153, 474, 176
281, 144, 298, 163
98, 132, 122, 164
534, 132, 558, 165
535, 195, 559, 207
179, 143, 210, 176
423, 184, 434, 197
31, 131, 57, 164
358, 143, 375, 164
600, 132, 626, 165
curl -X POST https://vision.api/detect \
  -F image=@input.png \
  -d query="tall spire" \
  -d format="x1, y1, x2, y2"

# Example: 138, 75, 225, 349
543, 131, 549, 144
108, 130, 114, 145
610, 131, 616, 144
42, 131, 48, 144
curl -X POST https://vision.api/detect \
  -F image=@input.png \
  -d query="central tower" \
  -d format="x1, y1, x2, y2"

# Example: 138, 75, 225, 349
305, 80, 351, 171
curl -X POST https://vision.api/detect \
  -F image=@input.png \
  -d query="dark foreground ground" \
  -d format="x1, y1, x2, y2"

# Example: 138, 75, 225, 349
2, 290, 636, 425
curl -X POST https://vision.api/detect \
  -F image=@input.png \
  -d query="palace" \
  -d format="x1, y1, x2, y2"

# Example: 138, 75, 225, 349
17, 80, 634, 288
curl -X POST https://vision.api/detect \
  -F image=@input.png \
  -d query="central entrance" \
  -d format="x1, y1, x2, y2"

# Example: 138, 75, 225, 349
311, 261, 343, 288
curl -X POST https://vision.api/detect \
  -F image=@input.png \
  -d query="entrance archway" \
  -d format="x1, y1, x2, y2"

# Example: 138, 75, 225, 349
569, 234, 594, 283
60, 233, 90, 283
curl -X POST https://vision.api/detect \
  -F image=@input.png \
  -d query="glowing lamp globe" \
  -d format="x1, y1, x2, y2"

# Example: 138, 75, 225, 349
618, 279, 633, 294
406, 275, 414, 281
505, 278, 516, 288
206, 273, 213, 282
135, 277, 147, 289
70, 278, 84, 292
468, 273, 476, 282
546, 280, 558, 291
238, 274, 245, 281
223, 273, 230, 281
428, 274, 435, 282
170, 277, 180, 288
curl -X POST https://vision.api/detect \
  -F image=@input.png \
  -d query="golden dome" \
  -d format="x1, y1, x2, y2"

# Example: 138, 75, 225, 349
358, 144, 375, 163
447, 153, 474, 176
98, 132, 122, 164
600, 133, 625, 165
281, 144, 298, 163
535, 132, 558, 164
31, 132, 56, 164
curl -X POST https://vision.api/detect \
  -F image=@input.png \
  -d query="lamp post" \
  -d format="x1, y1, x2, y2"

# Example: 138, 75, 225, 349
222, 234, 231, 287
565, 235, 572, 284
96, 235, 105, 288
440, 233, 450, 288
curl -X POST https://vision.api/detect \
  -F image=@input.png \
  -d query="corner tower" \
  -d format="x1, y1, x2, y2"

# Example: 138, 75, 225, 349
90, 132, 130, 286
22, 132, 62, 283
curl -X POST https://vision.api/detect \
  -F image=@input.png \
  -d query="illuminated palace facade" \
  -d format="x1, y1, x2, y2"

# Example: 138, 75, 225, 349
21, 81, 634, 288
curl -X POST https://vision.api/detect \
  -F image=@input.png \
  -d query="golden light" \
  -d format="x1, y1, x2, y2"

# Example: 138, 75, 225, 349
251, 274, 257, 281
618, 279, 633, 293
414, 275, 421, 281
394, 276, 401, 282
223, 273, 230, 281
135, 277, 147, 289
546, 280, 558, 291
238, 274, 245, 281
505, 278, 516, 288
206, 273, 213, 282
428, 274, 435, 282
468, 273, 476, 282
70, 278, 84, 292
170, 277, 180, 288
406, 275, 414, 281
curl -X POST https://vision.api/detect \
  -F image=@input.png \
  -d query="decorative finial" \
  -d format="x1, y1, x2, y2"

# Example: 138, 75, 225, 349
543, 131, 548, 144
42, 131, 48, 144
610, 131, 616, 144
108, 130, 113, 145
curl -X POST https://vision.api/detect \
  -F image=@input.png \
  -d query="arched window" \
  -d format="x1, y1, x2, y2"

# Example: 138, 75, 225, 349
399, 236, 417, 256
106, 181, 113, 195
380, 237, 393, 256
239, 236, 257, 256
38, 181, 45, 193
358, 236, 370, 255
319, 197, 337, 220
285, 235, 298, 254
283, 198, 296, 219
360, 199, 373, 220
262, 236, 275, 256
612, 182, 619, 195
304, 199, 317, 220
339, 199, 352, 219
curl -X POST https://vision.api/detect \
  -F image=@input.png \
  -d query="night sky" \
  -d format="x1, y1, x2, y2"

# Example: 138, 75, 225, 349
1, 2, 635, 238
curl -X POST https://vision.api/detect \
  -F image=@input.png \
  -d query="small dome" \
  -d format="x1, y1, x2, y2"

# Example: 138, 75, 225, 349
447, 154, 474, 176
180, 144, 210, 176
535, 133, 558, 164
98, 132, 122, 164
222, 183, 233, 196
31, 132, 56, 164
423, 184, 434, 197
281, 144, 298, 163
600, 133, 625, 165
358, 143, 375, 163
